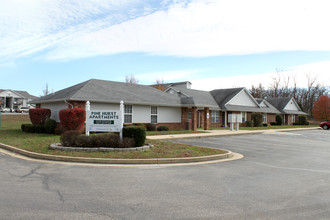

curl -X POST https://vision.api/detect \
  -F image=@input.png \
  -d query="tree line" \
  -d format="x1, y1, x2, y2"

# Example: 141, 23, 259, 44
250, 71, 329, 117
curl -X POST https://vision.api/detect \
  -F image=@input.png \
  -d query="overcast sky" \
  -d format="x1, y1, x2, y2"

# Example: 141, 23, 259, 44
1, 0, 330, 96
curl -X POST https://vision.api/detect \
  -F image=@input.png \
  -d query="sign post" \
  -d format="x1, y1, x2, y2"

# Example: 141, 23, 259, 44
119, 100, 124, 140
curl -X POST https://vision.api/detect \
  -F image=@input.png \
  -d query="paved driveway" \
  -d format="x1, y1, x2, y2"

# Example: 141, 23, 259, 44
0, 129, 329, 219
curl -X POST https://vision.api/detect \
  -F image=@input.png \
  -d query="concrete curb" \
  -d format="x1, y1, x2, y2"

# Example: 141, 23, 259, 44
0, 142, 233, 164
49, 143, 154, 152
147, 127, 320, 140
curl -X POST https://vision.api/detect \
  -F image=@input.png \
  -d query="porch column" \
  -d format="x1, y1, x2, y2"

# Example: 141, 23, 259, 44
203, 108, 210, 130
191, 107, 198, 131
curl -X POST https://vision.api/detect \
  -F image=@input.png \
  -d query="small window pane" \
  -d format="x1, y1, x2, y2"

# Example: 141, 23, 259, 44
124, 115, 132, 124
151, 115, 157, 124
125, 105, 132, 114
151, 106, 157, 114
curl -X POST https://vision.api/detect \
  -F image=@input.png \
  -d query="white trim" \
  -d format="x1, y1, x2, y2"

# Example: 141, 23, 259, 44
225, 88, 261, 108
124, 104, 133, 124
150, 106, 158, 124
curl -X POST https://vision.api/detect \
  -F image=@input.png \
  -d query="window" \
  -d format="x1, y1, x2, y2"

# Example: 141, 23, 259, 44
151, 106, 158, 124
292, 115, 295, 123
188, 110, 192, 120
241, 112, 247, 122
263, 113, 267, 123
211, 111, 219, 123
124, 105, 132, 124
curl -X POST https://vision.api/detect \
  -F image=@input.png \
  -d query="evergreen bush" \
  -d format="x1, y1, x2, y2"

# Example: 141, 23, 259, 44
123, 126, 146, 147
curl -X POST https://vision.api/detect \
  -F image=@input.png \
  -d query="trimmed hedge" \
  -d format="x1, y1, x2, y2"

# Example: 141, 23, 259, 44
245, 120, 253, 127
21, 124, 46, 133
146, 123, 156, 131
276, 114, 283, 125
123, 126, 146, 147
157, 126, 169, 131
252, 113, 263, 127
44, 119, 57, 134
59, 108, 86, 131
29, 108, 51, 125
297, 115, 308, 125
60, 131, 135, 148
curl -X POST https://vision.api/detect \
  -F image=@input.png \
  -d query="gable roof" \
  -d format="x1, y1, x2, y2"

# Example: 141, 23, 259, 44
31, 79, 182, 107
210, 87, 244, 109
14, 91, 38, 100
0, 89, 37, 100
167, 87, 220, 109
266, 97, 307, 115
255, 98, 281, 114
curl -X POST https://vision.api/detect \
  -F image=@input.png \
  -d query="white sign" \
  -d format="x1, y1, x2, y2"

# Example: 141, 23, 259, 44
86, 110, 121, 132
228, 114, 242, 123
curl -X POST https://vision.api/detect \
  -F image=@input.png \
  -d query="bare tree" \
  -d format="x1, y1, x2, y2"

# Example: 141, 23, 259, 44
125, 74, 139, 84
43, 83, 49, 96
250, 83, 265, 98
152, 78, 167, 91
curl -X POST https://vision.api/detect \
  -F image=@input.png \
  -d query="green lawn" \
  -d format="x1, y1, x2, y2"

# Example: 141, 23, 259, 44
0, 118, 227, 159
210, 124, 318, 130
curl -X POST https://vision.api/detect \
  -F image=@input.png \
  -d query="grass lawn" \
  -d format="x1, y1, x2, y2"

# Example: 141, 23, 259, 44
0, 118, 227, 159
210, 124, 318, 130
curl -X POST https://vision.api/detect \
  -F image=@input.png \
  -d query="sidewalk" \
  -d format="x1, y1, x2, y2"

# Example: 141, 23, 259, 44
146, 127, 320, 140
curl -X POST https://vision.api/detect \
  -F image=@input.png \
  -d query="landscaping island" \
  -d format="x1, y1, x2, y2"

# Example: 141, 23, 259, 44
0, 116, 228, 163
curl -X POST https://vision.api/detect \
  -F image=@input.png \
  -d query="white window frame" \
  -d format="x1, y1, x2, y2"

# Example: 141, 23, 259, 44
241, 112, 247, 123
292, 115, 295, 123
151, 106, 158, 124
124, 105, 133, 124
211, 111, 219, 123
263, 113, 267, 123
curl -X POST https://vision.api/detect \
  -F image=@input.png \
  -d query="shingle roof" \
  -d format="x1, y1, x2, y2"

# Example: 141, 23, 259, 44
31, 79, 182, 107
266, 97, 292, 111
266, 97, 308, 115
169, 87, 220, 109
14, 91, 38, 100
210, 88, 245, 109
0, 89, 37, 100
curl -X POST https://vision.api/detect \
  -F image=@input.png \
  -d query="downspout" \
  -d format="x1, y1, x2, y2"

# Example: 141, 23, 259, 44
65, 100, 73, 108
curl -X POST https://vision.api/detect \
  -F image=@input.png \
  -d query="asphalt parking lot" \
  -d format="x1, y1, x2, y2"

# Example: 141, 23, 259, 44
0, 129, 329, 219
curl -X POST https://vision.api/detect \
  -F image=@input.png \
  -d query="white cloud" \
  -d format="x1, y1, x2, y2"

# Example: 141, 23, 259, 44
1, 0, 330, 63
190, 61, 330, 91
134, 69, 204, 84
46, 0, 330, 60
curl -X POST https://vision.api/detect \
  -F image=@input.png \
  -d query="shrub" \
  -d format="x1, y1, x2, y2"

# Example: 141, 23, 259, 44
21, 124, 45, 133
44, 119, 57, 134
276, 114, 283, 125
297, 115, 307, 125
252, 113, 263, 127
157, 126, 169, 131
59, 108, 86, 131
245, 120, 253, 127
29, 108, 51, 125
146, 123, 157, 131
123, 126, 146, 147
75, 135, 93, 147
21, 124, 35, 133
262, 123, 268, 127
118, 137, 135, 148
60, 130, 80, 147
270, 122, 277, 126
34, 125, 46, 133
60, 132, 135, 148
